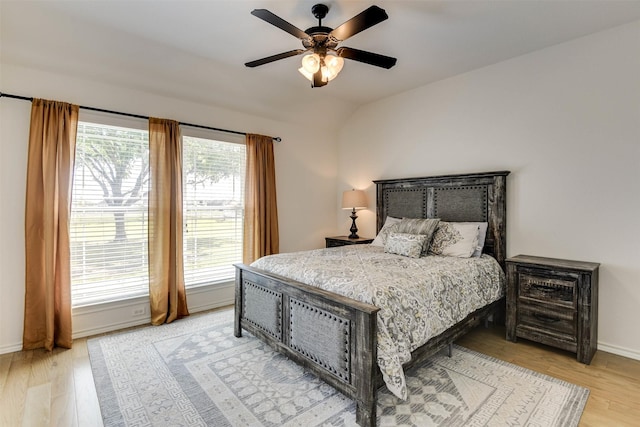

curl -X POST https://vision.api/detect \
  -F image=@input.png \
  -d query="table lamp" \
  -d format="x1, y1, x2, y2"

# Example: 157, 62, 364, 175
341, 189, 367, 239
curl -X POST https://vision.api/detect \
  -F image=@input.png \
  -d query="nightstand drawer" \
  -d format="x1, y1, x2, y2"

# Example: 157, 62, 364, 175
325, 236, 373, 248
519, 273, 576, 308
326, 240, 345, 248
517, 302, 576, 338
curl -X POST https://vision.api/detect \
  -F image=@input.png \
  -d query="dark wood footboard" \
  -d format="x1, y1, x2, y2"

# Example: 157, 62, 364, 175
234, 263, 380, 426
235, 263, 504, 426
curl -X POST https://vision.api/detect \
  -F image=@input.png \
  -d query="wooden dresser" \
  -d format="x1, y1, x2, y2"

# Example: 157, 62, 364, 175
505, 255, 599, 364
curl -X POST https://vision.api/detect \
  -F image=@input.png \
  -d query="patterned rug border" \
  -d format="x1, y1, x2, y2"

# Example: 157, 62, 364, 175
88, 309, 590, 427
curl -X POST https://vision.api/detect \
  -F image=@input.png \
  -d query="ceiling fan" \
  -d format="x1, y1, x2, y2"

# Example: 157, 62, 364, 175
245, 3, 397, 87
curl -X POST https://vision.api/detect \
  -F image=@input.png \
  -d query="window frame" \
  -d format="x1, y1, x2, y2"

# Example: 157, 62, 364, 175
69, 114, 246, 308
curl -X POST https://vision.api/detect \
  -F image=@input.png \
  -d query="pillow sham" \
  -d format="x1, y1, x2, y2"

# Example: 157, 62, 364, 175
371, 216, 401, 247
396, 217, 440, 255
428, 222, 480, 258
463, 222, 488, 257
384, 232, 427, 258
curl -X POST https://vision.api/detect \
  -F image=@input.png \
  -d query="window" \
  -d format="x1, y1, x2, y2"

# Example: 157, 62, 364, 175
182, 135, 245, 287
70, 121, 245, 307
70, 121, 150, 306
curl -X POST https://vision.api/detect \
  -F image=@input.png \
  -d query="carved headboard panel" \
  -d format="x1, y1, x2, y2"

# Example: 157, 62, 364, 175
374, 171, 509, 268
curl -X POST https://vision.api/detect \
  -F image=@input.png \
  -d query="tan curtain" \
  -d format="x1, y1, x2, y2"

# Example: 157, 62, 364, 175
23, 99, 78, 351
243, 134, 279, 264
148, 118, 189, 325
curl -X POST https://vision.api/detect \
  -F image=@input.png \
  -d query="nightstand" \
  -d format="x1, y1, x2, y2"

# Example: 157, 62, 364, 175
325, 236, 374, 248
505, 255, 599, 364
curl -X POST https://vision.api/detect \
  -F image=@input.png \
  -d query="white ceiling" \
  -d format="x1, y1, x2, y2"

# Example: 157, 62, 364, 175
3, 0, 640, 126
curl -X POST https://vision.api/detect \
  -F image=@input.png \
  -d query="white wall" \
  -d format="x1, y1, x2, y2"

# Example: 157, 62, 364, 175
338, 21, 640, 359
0, 64, 339, 353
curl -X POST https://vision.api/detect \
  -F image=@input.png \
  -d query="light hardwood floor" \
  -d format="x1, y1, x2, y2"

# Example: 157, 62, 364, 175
1, 320, 639, 426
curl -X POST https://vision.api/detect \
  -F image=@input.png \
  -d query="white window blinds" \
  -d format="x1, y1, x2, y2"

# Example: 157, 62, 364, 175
70, 122, 246, 307
70, 122, 150, 306
182, 135, 245, 287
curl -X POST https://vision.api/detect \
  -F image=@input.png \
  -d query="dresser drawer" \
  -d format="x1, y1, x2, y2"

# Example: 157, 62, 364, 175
519, 273, 576, 308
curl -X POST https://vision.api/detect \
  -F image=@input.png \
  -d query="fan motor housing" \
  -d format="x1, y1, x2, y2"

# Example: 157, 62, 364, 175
303, 28, 338, 50
311, 4, 329, 20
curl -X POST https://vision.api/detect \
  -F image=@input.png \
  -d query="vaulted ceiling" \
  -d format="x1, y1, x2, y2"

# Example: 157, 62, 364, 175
3, 1, 640, 126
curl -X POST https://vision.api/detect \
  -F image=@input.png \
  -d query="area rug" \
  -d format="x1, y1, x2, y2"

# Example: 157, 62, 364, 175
88, 309, 589, 426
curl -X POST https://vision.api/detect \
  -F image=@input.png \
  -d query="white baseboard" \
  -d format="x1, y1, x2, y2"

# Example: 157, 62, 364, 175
0, 342, 22, 354
72, 282, 235, 339
597, 341, 640, 361
0, 283, 235, 355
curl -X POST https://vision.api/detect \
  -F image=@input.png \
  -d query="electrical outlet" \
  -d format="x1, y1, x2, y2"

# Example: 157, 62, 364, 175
132, 307, 146, 316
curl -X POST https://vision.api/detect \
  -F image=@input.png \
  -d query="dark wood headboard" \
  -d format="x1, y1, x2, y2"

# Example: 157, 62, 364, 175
374, 171, 510, 268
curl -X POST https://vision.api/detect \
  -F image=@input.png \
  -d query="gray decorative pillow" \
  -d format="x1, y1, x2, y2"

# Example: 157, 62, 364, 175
384, 232, 427, 258
371, 216, 401, 247
429, 222, 480, 258
396, 218, 440, 254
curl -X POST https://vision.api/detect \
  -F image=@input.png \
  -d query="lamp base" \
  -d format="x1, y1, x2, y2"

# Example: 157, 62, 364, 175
349, 209, 359, 239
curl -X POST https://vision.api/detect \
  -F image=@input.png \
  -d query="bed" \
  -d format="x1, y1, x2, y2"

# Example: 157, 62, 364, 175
234, 171, 509, 426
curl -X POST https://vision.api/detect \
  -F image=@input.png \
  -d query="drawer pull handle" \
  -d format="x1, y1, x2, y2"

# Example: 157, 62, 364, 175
533, 313, 560, 323
531, 284, 561, 293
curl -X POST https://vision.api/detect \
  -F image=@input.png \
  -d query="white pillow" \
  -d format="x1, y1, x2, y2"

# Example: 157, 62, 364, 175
428, 222, 480, 258
384, 232, 427, 258
371, 216, 401, 247
457, 222, 489, 257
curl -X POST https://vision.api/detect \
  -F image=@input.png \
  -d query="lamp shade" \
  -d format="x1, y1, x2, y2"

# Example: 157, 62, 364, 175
342, 189, 367, 210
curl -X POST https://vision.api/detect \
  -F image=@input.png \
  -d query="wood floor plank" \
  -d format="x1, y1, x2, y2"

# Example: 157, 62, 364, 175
27, 348, 55, 387
0, 352, 13, 395
599, 351, 640, 381
73, 353, 103, 426
21, 382, 51, 427
71, 337, 103, 426
0, 354, 31, 426
50, 347, 78, 427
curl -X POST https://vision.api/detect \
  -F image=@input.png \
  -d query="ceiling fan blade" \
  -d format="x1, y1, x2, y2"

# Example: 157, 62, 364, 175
251, 9, 311, 41
245, 49, 305, 67
336, 47, 397, 69
313, 69, 327, 87
329, 6, 388, 41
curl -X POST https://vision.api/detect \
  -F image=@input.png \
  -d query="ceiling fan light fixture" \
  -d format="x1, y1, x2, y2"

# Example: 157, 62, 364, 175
299, 53, 344, 84
248, 4, 396, 87
323, 54, 344, 81
301, 53, 321, 73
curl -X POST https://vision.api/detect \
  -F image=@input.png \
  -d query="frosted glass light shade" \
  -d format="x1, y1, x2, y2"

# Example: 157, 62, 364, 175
323, 54, 344, 81
301, 53, 321, 73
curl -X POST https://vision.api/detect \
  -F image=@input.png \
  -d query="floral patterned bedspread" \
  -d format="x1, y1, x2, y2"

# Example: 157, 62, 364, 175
250, 245, 505, 400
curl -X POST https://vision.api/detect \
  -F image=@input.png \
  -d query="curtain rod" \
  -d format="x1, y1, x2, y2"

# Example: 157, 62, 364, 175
0, 92, 282, 142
